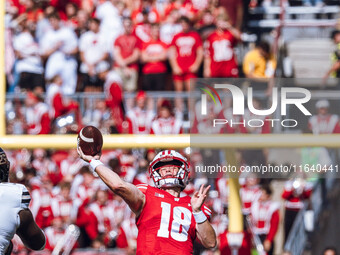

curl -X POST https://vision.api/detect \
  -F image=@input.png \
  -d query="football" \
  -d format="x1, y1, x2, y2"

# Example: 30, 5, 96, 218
77, 126, 103, 156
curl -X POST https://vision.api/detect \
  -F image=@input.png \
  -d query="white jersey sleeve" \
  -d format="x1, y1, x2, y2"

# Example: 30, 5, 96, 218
0, 183, 32, 254
20, 185, 31, 209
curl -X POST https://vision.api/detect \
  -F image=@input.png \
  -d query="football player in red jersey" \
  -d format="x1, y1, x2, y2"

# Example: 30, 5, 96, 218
77, 148, 216, 254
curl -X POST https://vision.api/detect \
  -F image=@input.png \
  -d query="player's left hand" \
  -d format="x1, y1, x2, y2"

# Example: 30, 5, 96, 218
191, 184, 211, 213
77, 146, 101, 163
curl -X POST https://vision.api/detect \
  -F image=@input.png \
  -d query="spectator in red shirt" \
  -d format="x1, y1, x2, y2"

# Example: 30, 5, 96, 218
219, 229, 252, 255
250, 185, 279, 255
82, 189, 117, 246
44, 217, 67, 251
64, 3, 79, 28
164, 0, 198, 22
141, 23, 168, 91
131, 0, 161, 25
308, 100, 340, 134
31, 148, 61, 186
46, 75, 81, 127
51, 182, 76, 225
282, 179, 312, 242
24, 92, 51, 134
151, 99, 183, 134
96, 62, 125, 130
133, 10, 152, 44
22, 0, 44, 24
31, 175, 55, 229
169, 16, 203, 92
204, 13, 240, 78
126, 91, 155, 134
114, 17, 140, 92
218, 0, 243, 30
240, 176, 261, 215
50, 0, 81, 20
74, 166, 97, 207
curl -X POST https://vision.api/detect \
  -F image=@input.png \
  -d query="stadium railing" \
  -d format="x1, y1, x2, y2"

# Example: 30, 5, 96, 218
284, 172, 337, 255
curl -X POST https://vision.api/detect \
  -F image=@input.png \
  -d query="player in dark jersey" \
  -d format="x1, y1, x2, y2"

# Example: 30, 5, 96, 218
77, 147, 216, 254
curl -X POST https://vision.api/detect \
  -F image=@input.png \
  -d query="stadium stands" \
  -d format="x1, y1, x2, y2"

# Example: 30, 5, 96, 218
4, 0, 340, 254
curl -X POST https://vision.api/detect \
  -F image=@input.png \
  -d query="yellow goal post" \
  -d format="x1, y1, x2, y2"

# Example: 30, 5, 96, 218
1, 134, 340, 149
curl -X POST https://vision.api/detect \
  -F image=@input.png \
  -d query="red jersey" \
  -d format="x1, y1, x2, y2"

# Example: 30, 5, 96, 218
131, 8, 161, 24
171, 31, 202, 73
205, 30, 238, 78
250, 200, 279, 242
240, 185, 261, 215
45, 226, 66, 251
136, 184, 211, 255
164, 2, 198, 20
26, 102, 51, 134
31, 188, 55, 229
142, 40, 168, 74
308, 114, 340, 134
126, 107, 155, 134
282, 181, 312, 211
114, 34, 139, 70
133, 24, 151, 44
88, 202, 115, 237
51, 195, 74, 223
219, 0, 243, 27
104, 71, 124, 127
219, 231, 252, 255
76, 184, 97, 206
46, 83, 78, 119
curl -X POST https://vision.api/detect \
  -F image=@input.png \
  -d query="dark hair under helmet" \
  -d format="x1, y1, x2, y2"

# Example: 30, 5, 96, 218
0, 148, 10, 182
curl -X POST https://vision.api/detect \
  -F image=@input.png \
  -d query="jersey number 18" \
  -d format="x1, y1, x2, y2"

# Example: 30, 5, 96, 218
157, 202, 192, 242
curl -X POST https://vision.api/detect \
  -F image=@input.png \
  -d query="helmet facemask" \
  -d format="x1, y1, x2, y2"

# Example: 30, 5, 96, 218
149, 150, 190, 190
0, 149, 10, 182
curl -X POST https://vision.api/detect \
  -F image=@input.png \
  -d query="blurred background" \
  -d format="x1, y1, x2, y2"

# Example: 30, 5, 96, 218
3, 0, 340, 254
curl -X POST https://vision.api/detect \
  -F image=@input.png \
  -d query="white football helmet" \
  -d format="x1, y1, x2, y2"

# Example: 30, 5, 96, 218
149, 150, 190, 190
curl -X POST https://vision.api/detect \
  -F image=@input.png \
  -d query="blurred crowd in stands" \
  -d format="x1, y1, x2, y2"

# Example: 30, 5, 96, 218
5, 0, 253, 94
5, 145, 318, 254
4, 0, 283, 136
5, 0, 340, 136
